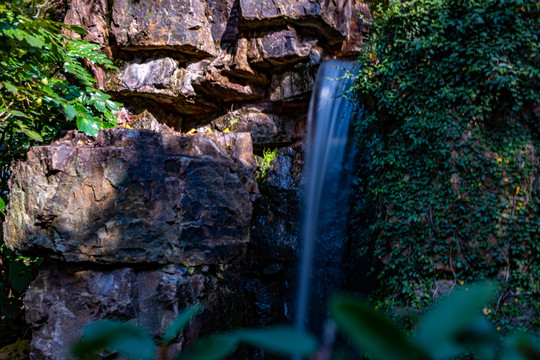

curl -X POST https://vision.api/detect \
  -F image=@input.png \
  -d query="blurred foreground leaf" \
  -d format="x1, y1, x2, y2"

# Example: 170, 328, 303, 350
72, 320, 156, 360
330, 296, 423, 360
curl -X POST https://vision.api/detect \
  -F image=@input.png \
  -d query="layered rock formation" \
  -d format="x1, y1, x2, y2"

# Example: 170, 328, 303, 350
66, 0, 371, 147
4, 0, 370, 358
6, 129, 257, 266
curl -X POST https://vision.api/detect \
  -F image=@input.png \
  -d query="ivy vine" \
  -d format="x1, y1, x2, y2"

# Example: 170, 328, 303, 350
353, 0, 539, 332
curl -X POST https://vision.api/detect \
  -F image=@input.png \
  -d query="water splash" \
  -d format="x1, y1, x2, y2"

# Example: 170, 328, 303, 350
295, 59, 359, 335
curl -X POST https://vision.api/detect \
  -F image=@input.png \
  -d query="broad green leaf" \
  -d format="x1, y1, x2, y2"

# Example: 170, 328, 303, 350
66, 25, 88, 35
330, 296, 420, 360
0, 197, 5, 214
106, 99, 120, 111
72, 320, 156, 360
21, 128, 43, 142
62, 103, 77, 119
234, 326, 318, 357
162, 305, 202, 344
77, 116, 100, 137
93, 100, 106, 113
4, 82, 18, 95
24, 34, 44, 48
0, 108, 26, 118
177, 334, 239, 360
416, 282, 497, 359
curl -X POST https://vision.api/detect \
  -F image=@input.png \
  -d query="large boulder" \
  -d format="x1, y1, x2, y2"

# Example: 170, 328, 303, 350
4, 129, 258, 266
238, 0, 370, 53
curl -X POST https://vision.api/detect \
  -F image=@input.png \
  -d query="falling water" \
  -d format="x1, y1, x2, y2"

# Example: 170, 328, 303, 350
295, 59, 359, 336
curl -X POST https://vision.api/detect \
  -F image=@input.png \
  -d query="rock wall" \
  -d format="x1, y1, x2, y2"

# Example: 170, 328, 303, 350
4, 1, 370, 358
65, 0, 370, 147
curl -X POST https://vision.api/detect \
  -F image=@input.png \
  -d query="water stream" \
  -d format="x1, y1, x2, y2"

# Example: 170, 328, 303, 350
295, 59, 360, 337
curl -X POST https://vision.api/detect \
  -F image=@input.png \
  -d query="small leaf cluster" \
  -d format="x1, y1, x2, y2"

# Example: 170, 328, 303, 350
353, 0, 539, 331
0, 8, 119, 144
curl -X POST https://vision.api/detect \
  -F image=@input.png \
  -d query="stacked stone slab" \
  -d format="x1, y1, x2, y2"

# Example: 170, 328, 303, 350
4, 1, 369, 358
65, 0, 370, 148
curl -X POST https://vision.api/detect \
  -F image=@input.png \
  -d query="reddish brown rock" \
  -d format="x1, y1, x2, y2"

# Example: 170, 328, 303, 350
201, 68, 266, 103
4, 129, 258, 266
111, 0, 216, 57
239, 0, 349, 44
207, 0, 239, 43
63, 0, 109, 47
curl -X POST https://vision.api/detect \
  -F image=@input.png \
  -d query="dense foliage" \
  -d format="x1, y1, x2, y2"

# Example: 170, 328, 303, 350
354, 0, 539, 331
0, 0, 120, 345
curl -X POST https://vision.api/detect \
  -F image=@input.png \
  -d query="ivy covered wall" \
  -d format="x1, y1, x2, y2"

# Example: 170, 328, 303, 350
354, 0, 539, 331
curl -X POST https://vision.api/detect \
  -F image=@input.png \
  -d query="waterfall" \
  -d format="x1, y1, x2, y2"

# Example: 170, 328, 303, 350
295, 59, 359, 337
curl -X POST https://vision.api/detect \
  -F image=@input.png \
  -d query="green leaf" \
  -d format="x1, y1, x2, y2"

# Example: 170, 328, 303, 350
177, 334, 239, 360
66, 25, 88, 35
234, 326, 318, 357
179, 326, 317, 360
72, 320, 156, 360
416, 282, 497, 359
330, 296, 420, 360
24, 35, 44, 48
105, 99, 120, 111
162, 305, 202, 345
62, 103, 77, 120
3, 82, 18, 95
0, 197, 5, 214
502, 333, 540, 360
21, 128, 43, 142
0, 108, 26, 118
77, 116, 100, 137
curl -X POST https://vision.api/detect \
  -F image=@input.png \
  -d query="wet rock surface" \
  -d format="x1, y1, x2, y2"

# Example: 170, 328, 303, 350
5, 129, 258, 266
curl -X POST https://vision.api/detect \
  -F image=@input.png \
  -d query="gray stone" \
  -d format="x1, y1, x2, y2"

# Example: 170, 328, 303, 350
106, 57, 187, 96
4, 129, 258, 266
251, 143, 305, 264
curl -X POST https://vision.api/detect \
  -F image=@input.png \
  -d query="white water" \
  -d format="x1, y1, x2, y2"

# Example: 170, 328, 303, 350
295, 59, 359, 336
